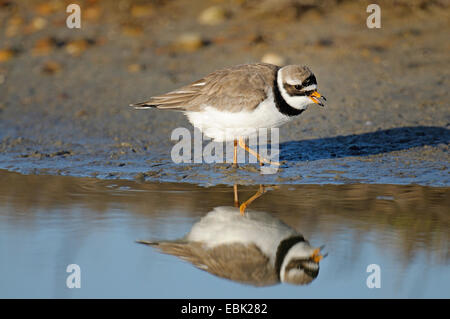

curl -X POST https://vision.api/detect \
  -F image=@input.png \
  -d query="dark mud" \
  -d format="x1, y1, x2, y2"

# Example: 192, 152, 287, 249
0, 0, 449, 186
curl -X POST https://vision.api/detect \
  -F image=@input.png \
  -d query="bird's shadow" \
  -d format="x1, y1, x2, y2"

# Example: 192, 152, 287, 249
279, 126, 449, 162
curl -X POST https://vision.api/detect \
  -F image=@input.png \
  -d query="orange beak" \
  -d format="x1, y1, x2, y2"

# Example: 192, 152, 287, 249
309, 91, 326, 107
311, 248, 323, 263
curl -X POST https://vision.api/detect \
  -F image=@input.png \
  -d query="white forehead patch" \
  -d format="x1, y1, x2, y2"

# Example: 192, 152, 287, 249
301, 84, 317, 91
285, 78, 303, 86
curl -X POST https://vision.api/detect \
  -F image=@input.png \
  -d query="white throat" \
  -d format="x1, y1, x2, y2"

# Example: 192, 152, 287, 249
277, 69, 315, 111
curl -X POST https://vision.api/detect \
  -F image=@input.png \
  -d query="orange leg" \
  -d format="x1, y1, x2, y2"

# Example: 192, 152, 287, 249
238, 137, 280, 166
232, 139, 238, 168
233, 184, 239, 207
239, 185, 267, 216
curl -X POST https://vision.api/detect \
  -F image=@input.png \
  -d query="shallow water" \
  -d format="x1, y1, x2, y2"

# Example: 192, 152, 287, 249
0, 170, 448, 298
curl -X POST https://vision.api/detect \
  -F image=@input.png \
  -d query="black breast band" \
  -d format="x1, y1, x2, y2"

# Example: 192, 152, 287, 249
273, 76, 305, 117
274, 235, 305, 280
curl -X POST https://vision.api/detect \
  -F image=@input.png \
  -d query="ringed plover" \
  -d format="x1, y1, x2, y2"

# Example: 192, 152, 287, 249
131, 63, 326, 167
138, 206, 325, 286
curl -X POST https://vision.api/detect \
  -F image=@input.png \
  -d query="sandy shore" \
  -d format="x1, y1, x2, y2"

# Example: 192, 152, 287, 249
0, 0, 449, 185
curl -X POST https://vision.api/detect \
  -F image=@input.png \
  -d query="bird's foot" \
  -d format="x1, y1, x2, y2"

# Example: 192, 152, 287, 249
239, 203, 247, 216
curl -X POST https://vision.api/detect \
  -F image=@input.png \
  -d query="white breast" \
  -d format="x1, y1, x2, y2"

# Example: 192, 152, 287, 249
185, 91, 291, 142
186, 207, 298, 262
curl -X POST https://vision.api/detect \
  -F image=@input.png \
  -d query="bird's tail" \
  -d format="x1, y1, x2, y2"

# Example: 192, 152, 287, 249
136, 240, 160, 246
129, 101, 157, 110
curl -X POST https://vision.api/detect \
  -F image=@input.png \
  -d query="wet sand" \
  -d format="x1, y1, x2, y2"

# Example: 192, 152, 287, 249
0, 0, 449, 185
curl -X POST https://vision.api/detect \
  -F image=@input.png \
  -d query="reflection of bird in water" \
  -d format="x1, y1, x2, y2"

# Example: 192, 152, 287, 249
234, 184, 268, 215
138, 205, 324, 286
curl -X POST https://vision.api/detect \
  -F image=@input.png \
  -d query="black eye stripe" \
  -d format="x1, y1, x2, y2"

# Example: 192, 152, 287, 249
283, 75, 317, 96
302, 75, 317, 87
283, 83, 315, 96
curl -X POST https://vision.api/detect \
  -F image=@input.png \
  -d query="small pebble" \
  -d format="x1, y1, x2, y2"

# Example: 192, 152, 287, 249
131, 4, 154, 18
122, 24, 144, 37
30, 17, 47, 31
173, 33, 204, 52
32, 37, 54, 55
0, 49, 14, 62
198, 6, 228, 25
84, 6, 101, 20
65, 39, 88, 56
127, 63, 144, 73
42, 61, 62, 74
261, 53, 285, 66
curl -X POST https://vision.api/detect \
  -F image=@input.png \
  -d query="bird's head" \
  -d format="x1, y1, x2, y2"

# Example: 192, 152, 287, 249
277, 65, 326, 110
280, 241, 325, 285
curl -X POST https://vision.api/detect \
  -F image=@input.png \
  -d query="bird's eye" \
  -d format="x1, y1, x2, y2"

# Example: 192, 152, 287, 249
294, 85, 302, 90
